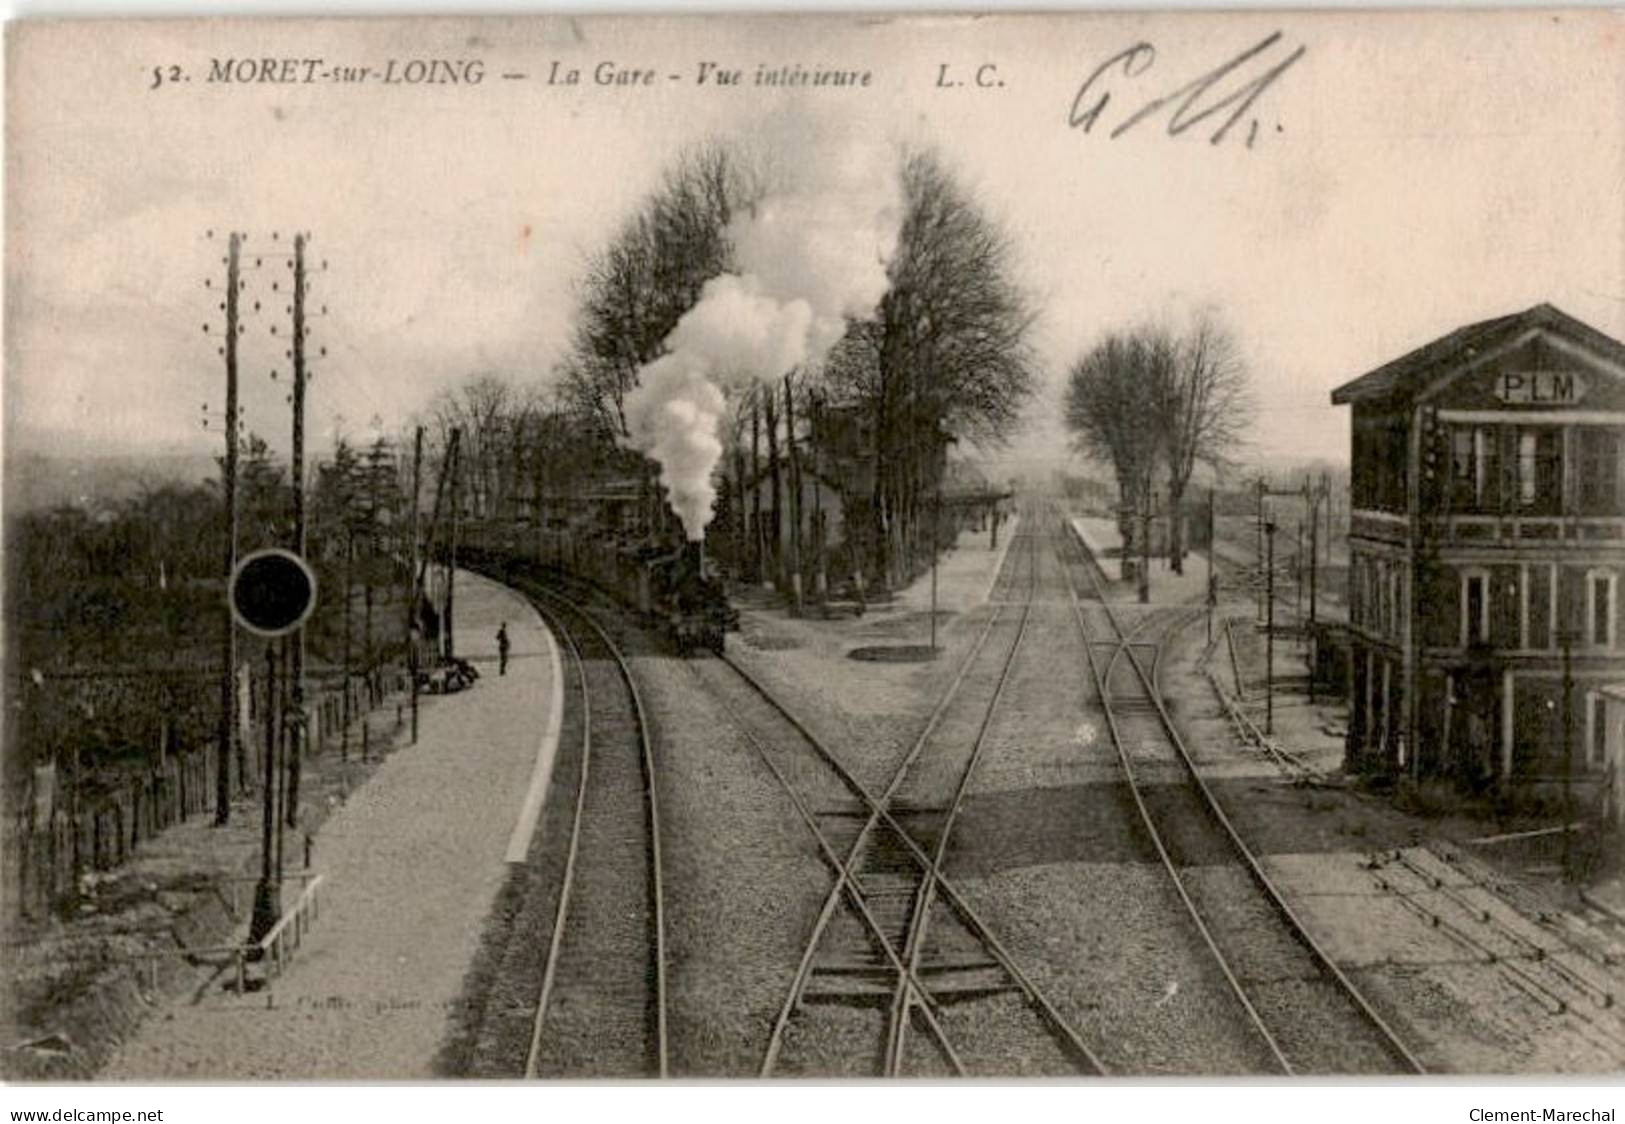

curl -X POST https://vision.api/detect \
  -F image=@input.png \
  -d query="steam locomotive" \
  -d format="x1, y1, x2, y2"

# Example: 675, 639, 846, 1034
462, 520, 736, 656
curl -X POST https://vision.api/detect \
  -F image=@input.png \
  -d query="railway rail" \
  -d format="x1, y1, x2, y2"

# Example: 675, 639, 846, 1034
502, 576, 670, 1079
696, 513, 1106, 1076
1050, 502, 1427, 1075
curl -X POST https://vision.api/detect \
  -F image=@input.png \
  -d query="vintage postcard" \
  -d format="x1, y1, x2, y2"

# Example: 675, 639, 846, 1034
3, 11, 1624, 1085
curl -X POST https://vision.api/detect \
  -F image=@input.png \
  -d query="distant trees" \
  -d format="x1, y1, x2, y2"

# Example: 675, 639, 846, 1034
1064, 314, 1252, 573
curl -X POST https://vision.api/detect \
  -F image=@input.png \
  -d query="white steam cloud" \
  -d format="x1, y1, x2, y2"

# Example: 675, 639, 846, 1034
623, 122, 902, 540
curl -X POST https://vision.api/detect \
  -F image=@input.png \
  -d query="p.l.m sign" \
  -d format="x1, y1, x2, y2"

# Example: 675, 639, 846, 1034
229, 548, 317, 637
1494, 370, 1588, 405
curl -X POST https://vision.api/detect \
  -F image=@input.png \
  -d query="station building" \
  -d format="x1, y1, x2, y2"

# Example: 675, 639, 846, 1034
1330, 304, 1625, 803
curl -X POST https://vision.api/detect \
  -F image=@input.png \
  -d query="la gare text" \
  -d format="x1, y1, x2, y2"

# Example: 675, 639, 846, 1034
174, 58, 874, 89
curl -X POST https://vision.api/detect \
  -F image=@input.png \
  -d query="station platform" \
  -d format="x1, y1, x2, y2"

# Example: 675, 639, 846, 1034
1069, 515, 1213, 606
893, 515, 1022, 614
102, 571, 562, 1080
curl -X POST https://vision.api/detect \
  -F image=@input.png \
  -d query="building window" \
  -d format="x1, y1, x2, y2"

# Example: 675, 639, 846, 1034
1389, 567, 1403, 638
1578, 428, 1622, 514
1592, 694, 1609, 768
1450, 426, 1477, 509
1587, 569, 1616, 648
1528, 563, 1553, 650
1515, 427, 1562, 514
1463, 569, 1489, 647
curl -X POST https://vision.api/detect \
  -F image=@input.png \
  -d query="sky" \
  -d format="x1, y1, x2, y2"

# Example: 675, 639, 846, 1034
6, 11, 1623, 470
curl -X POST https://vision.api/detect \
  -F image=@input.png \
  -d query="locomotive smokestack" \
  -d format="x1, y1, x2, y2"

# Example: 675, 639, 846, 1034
686, 538, 704, 575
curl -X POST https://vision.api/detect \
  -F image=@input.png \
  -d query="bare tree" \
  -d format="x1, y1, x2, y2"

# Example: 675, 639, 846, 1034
567, 142, 749, 437
824, 149, 1037, 586
1063, 330, 1169, 575
1064, 316, 1253, 576
1155, 314, 1252, 572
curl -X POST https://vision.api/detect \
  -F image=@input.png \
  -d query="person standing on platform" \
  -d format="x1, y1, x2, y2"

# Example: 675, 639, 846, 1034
496, 622, 510, 676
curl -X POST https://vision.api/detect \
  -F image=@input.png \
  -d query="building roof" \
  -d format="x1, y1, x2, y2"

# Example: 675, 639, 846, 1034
1602, 683, 1625, 704
1329, 303, 1625, 406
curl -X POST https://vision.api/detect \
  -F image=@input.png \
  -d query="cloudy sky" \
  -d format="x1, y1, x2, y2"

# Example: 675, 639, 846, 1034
6, 11, 1622, 467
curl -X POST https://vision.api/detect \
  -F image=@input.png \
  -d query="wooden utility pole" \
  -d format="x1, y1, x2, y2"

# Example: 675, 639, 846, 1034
785, 373, 804, 615
1295, 519, 1304, 623
1265, 517, 1277, 735
409, 425, 423, 743
1561, 627, 1575, 881
1255, 477, 1267, 622
248, 641, 280, 942
285, 232, 308, 831
363, 441, 380, 683
1206, 487, 1217, 646
342, 528, 353, 760
1138, 483, 1152, 605
765, 393, 782, 591
445, 429, 462, 661
1308, 501, 1319, 705
930, 476, 945, 649
215, 231, 241, 826
811, 391, 826, 599
751, 399, 765, 586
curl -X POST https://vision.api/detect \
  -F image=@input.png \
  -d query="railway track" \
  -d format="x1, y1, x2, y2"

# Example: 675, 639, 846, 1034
1050, 503, 1427, 1075
695, 513, 1106, 1076
506, 579, 670, 1079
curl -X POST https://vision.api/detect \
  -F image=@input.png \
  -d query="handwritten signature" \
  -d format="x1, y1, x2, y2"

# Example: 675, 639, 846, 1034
1068, 31, 1306, 148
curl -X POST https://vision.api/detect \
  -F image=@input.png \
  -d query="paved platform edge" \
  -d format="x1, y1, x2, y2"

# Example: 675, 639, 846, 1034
503, 584, 565, 864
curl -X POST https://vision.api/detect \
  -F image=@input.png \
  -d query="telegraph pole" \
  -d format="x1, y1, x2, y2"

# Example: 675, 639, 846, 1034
409, 426, 423, 743
445, 429, 461, 661
786, 373, 804, 616
1255, 477, 1267, 622
1295, 519, 1304, 623
1206, 487, 1217, 646
215, 231, 241, 826
286, 232, 308, 831
930, 485, 941, 651
1138, 487, 1151, 605
1265, 517, 1277, 736
1308, 503, 1319, 704
1561, 627, 1575, 881
249, 641, 280, 942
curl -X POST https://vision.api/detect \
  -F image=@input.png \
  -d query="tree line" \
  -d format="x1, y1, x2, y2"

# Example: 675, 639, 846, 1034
7, 429, 413, 792
1062, 316, 1254, 575
422, 142, 1036, 596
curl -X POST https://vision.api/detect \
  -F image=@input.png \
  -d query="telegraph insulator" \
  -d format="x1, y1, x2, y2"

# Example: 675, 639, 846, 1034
202, 323, 210, 333
253, 301, 261, 312
272, 282, 279, 292
320, 346, 327, 357
256, 258, 263, 267
270, 324, 277, 335
205, 278, 212, 288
